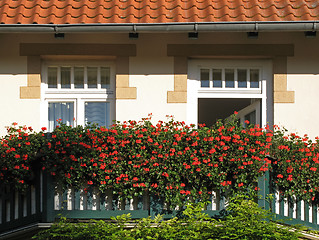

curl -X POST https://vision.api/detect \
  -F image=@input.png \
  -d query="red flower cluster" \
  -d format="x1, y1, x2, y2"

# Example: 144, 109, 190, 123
37, 115, 272, 206
271, 127, 319, 202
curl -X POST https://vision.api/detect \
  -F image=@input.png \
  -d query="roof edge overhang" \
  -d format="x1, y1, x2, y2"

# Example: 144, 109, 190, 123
0, 21, 318, 33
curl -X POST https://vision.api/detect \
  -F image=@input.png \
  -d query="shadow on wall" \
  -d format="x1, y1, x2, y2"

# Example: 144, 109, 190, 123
198, 98, 253, 127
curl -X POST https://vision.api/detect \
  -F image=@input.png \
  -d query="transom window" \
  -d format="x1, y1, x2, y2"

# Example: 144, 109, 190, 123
47, 66, 111, 90
200, 68, 260, 90
41, 61, 115, 132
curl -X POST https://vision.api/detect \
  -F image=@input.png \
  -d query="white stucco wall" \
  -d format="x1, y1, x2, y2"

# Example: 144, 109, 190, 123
274, 74, 319, 138
115, 34, 187, 123
0, 32, 319, 137
0, 35, 41, 136
274, 36, 319, 139
116, 56, 187, 124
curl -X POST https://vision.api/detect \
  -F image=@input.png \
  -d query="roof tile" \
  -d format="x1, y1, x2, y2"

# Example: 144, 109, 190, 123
0, 0, 318, 24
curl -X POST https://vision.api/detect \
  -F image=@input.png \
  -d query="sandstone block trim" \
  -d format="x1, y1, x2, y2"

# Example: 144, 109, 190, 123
116, 87, 137, 99
273, 56, 295, 103
167, 56, 187, 103
20, 56, 41, 99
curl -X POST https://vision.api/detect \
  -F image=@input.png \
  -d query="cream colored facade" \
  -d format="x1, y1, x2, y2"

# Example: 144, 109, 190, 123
0, 32, 318, 138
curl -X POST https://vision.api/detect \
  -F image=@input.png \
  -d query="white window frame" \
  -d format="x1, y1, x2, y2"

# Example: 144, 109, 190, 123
40, 60, 116, 130
199, 67, 262, 93
187, 59, 273, 128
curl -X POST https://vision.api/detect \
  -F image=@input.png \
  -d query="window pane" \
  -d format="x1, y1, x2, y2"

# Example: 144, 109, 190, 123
200, 69, 210, 88
250, 69, 259, 88
48, 67, 57, 88
48, 102, 74, 132
225, 69, 234, 88
85, 102, 110, 127
74, 67, 84, 89
87, 67, 98, 89
101, 67, 110, 89
61, 67, 71, 89
212, 69, 222, 88
237, 69, 247, 88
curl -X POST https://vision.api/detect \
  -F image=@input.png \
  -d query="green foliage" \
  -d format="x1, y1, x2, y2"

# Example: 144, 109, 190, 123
216, 194, 300, 240
33, 195, 301, 240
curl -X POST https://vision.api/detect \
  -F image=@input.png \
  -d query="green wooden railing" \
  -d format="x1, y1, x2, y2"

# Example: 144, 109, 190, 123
1, 170, 319, 235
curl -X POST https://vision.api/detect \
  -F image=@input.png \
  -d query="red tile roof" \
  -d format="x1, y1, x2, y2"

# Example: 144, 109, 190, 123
0, 0, 318, 25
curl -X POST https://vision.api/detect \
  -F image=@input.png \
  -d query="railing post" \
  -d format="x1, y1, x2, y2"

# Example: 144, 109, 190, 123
42, 171, 56, 223
258, 170, 270, 210
149, 195, 163, 218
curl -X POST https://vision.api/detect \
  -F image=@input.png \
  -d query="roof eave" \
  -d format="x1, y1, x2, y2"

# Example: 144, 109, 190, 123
0, 21, 318, 33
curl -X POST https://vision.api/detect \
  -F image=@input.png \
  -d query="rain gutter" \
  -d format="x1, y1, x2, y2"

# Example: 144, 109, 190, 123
0, 21, 318, 33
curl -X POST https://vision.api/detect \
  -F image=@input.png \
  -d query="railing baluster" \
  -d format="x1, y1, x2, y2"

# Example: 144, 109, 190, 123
301, 200, 305, 221
119, 199, 126, 210
283, 198, 289, 217
87, 188, 93, 210
18, 192, 23, 219
80, 188, 87, 210
67, 188, 73, 210
61, 189, 68, 210
279, 196, 284, 216
31, 185, 36, 214
0, 194, 2, 224
105, 189, 113, 210
26, 185, 32, 217
296, 200, 301, 220
74, 189, 81, 210
305, 202, 310, 223
99, 192, 105, 211
9, 187, 15, 222
219, 193, 225, 211
275, 191, 280, 214
6, 200, 10, 222
312, 204, 317, 225
92, 188, 99, 210
54, 188, 60, 210
211, 190, 218, 211
40, 171, 43, 212
309, 204, 313, 223
35, 173, 41, 215
14, 191, 19, 219
292, 200, 297, 219
23, 194, 27, 217
130, 196, 138, 210
137, 195, 143, 210
143, 191, 149, 211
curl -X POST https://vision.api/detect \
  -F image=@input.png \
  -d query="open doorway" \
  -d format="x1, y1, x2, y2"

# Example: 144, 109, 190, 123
198, 98, 261, 127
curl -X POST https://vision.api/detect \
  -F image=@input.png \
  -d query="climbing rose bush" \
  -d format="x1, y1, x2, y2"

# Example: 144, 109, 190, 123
3, 115, 319, 204
40, 114, 272, 206
0, 123, 45, 191
271, 126, 319, 202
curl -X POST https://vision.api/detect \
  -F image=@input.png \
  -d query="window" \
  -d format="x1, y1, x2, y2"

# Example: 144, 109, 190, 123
200, 68, 261, 91
41, 61, 115, 132
187, 59, 272, 128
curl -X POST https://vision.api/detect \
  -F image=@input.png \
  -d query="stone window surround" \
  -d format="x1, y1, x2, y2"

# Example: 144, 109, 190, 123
167, 44, 295, 104
19, 43, 137, 100
20, 43, 295, 104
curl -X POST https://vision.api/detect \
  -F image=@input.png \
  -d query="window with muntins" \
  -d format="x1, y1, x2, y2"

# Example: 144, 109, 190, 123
42, 61, 115, 132
200, 68, 261, 92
